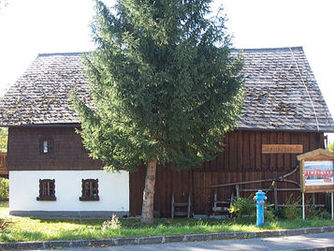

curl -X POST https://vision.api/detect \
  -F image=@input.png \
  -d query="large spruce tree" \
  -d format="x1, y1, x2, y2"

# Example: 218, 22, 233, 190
72, 0, 243, 224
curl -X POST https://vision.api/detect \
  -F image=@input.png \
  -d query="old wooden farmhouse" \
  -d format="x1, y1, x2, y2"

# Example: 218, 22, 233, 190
0, 47, 333, 217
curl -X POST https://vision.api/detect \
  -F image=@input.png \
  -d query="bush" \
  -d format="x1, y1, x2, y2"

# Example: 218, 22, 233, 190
273, 207, 286, 219
101, 215, 120, 231
283, 194, 301, 221
264, 205, 277, 221
304, 196, 331, 220
229, 196, 256, 219
229, 196, 277, 223
0, 178, 8, 200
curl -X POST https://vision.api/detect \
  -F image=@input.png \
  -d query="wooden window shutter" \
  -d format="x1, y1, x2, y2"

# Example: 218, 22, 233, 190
37, 179, 56, 201
48, 139, 54, 153
79, 179, 99, 201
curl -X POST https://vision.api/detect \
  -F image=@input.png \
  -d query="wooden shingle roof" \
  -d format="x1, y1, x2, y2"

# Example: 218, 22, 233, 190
0, 47, 333, 132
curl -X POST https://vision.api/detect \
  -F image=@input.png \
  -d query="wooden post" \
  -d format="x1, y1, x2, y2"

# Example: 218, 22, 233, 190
213, 190, 217, 216
274, 184, 278, 211
236, 184, 240, 198
187, 193, 191, 218
171, 192, 174, 219
312, 193, 316, 207
331, 192, 334, 220
302, 192, 305, 220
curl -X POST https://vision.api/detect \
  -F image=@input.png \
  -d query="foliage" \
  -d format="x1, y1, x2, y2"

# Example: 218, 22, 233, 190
0, 201, 8, 230
229, 196, 276, 223
329, 142, 334, 152
71, 0, 244, 172
0, 200, 8, 215
101, 215, 120, 231
283, 194, 301, 221
0, 177, 8, 200
264, 206, 276, 221
272, 194, 332, 221
0, 128, 8, 152
229, 196, 256, 219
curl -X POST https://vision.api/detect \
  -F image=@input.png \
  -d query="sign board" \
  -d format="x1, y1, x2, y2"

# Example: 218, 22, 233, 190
302, 160, 334, 193
262, 144, 303, 154
297, 149, 334, 193
297, 149, 334, 221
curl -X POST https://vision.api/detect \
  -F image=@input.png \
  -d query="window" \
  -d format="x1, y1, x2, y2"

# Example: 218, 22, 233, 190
36, 179, 56, 201
39, 138, 54, 154
79, 179, 99, 201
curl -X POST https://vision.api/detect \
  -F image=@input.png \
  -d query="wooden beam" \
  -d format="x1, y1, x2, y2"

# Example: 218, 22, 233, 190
262, 144, 303, 154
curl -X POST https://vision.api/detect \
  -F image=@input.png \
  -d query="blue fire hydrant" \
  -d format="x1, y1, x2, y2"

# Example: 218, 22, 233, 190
253, 190, 267, 227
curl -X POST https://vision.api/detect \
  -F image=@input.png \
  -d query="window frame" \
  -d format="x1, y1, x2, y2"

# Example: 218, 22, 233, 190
39, 138, 54, 154
79, 179, 99, 201
36, 179, 56, 201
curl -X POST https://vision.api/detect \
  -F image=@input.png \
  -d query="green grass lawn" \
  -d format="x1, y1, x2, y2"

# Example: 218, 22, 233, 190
1, 202, 334, 243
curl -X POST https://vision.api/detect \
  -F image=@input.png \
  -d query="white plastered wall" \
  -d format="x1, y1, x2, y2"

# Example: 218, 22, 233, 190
9, 170, 129, 212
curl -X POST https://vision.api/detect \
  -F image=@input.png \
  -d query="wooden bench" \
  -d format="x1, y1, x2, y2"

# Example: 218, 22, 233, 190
212, 190, 233, 216
171, 192, 191, 218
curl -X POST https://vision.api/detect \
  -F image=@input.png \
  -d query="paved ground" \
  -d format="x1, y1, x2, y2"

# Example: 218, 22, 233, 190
41, 232, 334, 251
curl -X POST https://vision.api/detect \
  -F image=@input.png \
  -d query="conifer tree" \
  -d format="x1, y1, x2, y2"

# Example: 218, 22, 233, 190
72, 0, 244, 224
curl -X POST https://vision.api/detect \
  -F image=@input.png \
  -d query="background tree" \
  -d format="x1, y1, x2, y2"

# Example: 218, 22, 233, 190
72, 0, 243, 224
0, 128, 7, 152
329, 142, 334, 152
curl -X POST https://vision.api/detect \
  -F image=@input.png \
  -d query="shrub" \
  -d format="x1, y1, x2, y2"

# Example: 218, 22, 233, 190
229, 195, 278, 224
304, 197, 331, 220
101, 215, 120, 231
284, 194, 301, 221
273, 207, 286, 219
0, 178, 8, 200
264, 205, 277, 221
229, 196, 256, 219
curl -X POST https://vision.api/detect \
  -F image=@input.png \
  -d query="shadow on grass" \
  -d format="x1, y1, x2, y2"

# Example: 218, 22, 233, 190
1, 230, 44, 242
38, 218, 105, 226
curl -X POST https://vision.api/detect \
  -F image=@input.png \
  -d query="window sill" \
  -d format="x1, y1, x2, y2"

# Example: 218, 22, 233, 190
36, 196, 56, 201
79, 196, 100, 201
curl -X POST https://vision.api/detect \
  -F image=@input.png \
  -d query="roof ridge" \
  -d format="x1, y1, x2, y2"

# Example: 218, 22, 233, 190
37, 47, 304, 57
38, 52, 90, 57
232, 46, 303, 52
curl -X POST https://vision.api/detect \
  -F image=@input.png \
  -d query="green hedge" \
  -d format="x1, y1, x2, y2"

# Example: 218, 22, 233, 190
0, 177, 9, 200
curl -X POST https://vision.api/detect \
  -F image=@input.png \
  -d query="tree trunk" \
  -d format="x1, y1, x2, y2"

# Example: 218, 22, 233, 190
141, 158, 157, 224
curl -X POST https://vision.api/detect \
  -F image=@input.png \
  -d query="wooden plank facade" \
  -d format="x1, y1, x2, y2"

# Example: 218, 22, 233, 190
129, 130, 325, 217
7, 126, 326, 217
7, 127, 101, 171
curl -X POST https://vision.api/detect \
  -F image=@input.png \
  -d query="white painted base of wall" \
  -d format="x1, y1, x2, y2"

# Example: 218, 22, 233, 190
9, 170, 129, 216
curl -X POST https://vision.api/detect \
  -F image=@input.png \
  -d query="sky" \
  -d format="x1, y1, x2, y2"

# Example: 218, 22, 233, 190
0, 0, 333, 140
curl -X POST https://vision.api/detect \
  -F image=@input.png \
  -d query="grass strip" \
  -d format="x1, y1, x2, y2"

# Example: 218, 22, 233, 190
1, 202, 334, 243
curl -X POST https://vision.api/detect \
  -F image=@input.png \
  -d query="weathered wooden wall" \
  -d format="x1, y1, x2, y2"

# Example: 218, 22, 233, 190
7, 127, 325, 216
130, 130, 325, 217
7, 126, 101, 170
